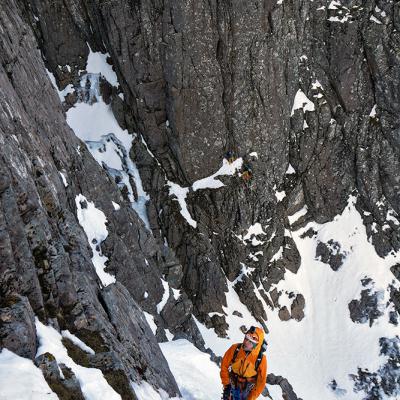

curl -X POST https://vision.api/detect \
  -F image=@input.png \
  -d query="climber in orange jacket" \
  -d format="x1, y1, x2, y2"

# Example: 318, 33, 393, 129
220, 326, 267, 400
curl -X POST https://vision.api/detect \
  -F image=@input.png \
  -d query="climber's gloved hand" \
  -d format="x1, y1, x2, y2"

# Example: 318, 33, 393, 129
222, 385, 231, 400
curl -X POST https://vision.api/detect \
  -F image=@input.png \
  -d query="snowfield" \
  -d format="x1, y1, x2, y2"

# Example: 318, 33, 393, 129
185, 195, 399, 400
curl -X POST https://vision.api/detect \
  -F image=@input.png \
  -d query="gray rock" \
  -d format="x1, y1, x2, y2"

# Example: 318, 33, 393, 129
35, 353, 85, 400
348, 287, 384, 327
161, 292, 193, 331
290, 294, 305, 322
267, 373, 303, 400
390, 264, 400, 282
0, 295, 36, 359
101, 283, 180, 396
278, 307, 291, 322
315, 240, 346, 271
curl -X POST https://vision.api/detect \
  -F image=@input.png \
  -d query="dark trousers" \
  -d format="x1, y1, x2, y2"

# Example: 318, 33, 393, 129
226, 383, 254, 400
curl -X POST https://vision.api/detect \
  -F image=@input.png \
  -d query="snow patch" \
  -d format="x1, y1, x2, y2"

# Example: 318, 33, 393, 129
167, 182, 197, 228
143, 312, 157, 335
157, 279, 170, 314
288, 205, 308, 225
286, 163, 296, 174
387, 209, 400, 226
0, 348, 58, 399
165, 329, 174, 341
275, 189, 286, 202
46, 68, 74, 102
243, 223, 266, 240
291, 89, 315, 116
75, 194, 115, 286
172, 288, 181, 300
375, 6, 386, 18
311, 80, 323, 90
370, 15, 382, 24
61, 330, 95, 355
86, 44, 118, 87
328, 1, 341, 10
36, 319, 121, 400
192, 158, 243, 191
131, 380, 178, 400
59, 171, 68, 187
328, 15, 351, 23
249, 251, 263, 262
167, 158, 243, 228
66, 74, 150, 229
270, 247, 284, 262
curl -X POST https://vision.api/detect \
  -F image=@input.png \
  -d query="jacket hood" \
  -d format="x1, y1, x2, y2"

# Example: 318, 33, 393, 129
241, 326, 265, 366
250, 327, 265, 356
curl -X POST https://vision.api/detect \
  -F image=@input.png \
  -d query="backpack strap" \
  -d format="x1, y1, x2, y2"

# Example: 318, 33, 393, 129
231, 343, 241, 365
254, 350, 263, 370
229, 344, 241, 387
255, 339, 268, 370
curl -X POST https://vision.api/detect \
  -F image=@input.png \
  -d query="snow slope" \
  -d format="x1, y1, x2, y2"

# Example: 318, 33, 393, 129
264, 195, 399, 400
160, 340, 222, 400
0, 349, 58, 400
191, 195, 399, 400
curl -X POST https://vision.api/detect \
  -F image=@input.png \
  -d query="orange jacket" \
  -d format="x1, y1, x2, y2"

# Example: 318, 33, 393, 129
220, 327, 267, 400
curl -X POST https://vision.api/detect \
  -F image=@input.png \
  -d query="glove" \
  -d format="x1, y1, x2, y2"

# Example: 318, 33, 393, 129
247, 388, 259, 400
222, 385, 231, 400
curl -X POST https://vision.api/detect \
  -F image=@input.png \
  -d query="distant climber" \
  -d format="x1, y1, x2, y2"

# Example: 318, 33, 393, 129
220, 326, 267, 400
241, 163, 253, 182
225, 150, 236, 164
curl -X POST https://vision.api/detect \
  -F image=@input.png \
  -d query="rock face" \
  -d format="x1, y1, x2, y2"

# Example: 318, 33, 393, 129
1, 0, 400, 398
0, 295, 37, 359
0, 0, 181, 396
348, 281, 384, 327
315, 240, 346, 271
12, 0, 400, 320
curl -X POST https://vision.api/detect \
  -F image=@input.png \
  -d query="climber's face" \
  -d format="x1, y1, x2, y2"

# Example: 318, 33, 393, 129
243, 332, 259, 351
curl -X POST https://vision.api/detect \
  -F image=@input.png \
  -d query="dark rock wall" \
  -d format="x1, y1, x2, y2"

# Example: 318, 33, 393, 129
0, 0, 181, 396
